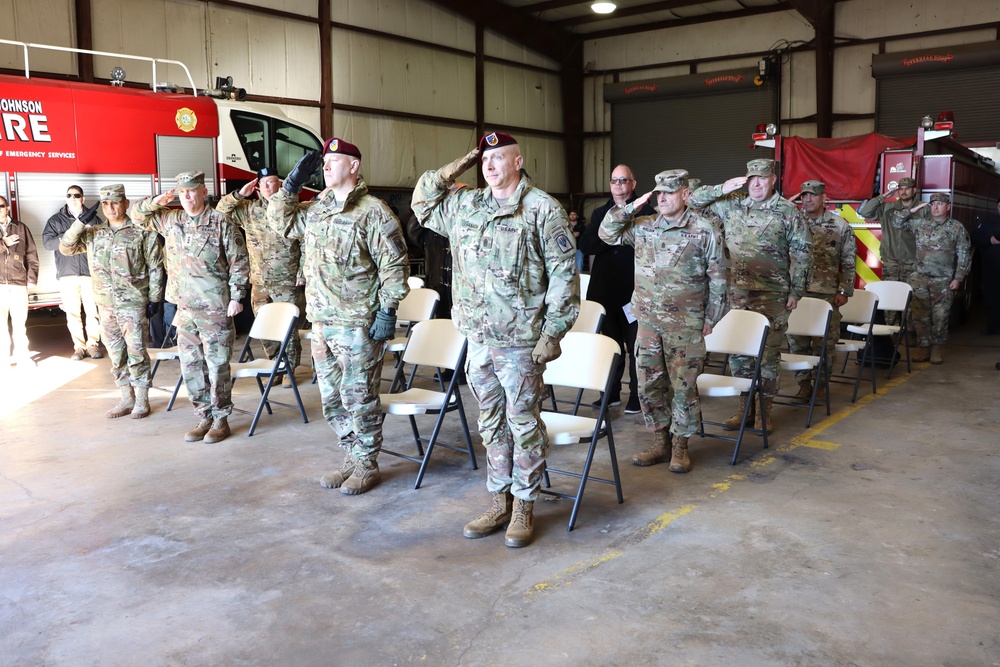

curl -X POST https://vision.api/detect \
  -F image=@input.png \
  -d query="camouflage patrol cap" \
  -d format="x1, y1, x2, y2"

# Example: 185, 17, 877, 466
652, 169, 690, 193
898, 177, 916, 188
746, 159, 776, 177
800, 180, 826, 195
99, 184, 126, 202
688, 178, 702, 190
929, 193, 950, 203
176, 171, 206, 188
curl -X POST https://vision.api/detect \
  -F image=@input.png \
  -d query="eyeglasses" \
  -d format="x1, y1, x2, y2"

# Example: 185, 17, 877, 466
67, 193, 83, 199
610, 178, 633, 185
0, 204, 7, 209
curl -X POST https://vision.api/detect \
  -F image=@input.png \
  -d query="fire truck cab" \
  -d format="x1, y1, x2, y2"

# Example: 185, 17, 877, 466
0, 44, 322, 308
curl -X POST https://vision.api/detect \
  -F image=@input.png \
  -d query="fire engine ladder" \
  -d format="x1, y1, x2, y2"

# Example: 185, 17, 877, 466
0, 39, 198, 94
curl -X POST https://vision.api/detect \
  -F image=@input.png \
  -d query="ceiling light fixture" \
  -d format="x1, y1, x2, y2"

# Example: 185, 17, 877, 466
591, 2, 617, 14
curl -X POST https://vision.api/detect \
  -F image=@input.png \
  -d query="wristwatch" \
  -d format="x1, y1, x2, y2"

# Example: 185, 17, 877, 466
383, 307, 396, 316
837, 290, 848, 296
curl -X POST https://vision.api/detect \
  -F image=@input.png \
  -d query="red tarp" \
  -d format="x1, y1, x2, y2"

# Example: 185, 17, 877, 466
781, 133, 915, 201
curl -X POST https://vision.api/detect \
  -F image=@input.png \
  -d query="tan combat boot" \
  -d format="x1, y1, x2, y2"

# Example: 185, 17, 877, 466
912, 346, 930, 362
723, 395, 754, 431
131, 386, 150, 419
106, 385, 135, 419
341, 458, 381, 495
814, 382, 827, 402
929, 344, 943, 365
320, 452, 356, 489
632, 429, 671, 467
669, 437, 692, 473
754, 397, 774, 434
184, 418, 213, 442
203, 417, 231, 444
505, 498, 535, 548
464, 492, 514, 538
793, 380, 813, 404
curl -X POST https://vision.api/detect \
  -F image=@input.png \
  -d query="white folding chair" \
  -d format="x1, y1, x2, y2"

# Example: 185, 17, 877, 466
777, 297, 833, 427
386, 288, 440, 392
547, 300, 608, 414
578, 272, 591, 300
696, 309, 770, 465
539, 331, 623, 531
862, 280, 913, 377
832, 290, 879, 402
407, 276, 425, 289
148, 323, 184, 411
379, 319, 476, 489
230, 302, 308, 436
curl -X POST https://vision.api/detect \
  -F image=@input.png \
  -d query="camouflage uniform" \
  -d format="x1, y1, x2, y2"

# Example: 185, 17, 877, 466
129, 196, 249, 420
599, 195, 727, 438
216, 192, 306, 368
689, 183, 812, 397
268, 180, 408, 463
858, 187, 927, 283
788, 208, 855, 383
411, 170, 579, 501
894, 207, 971, 346
59, 215, 164, 388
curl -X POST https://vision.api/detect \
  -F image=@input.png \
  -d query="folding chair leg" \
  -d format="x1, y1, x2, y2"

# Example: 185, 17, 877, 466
167, 374, 183, 412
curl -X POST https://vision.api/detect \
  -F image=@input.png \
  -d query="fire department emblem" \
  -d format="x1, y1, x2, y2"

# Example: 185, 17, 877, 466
175, 108, 197, 133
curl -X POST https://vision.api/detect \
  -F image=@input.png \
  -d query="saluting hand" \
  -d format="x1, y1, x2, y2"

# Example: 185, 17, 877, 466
153, 190, 175, 206
239, 179, 258, 198
632, 190, 654, 209
722, 177, 748, 195
3, 233, 19, 247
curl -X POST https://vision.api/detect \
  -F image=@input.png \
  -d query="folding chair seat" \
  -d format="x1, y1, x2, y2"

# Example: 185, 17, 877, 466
379, 319, 476, 489
539, 331, 623, 531
696, 309, 770, 465
831, 290, 879, 402
548, 300, 607, 414
230, 301, 308, 436
386, 288, 440, 392
859, 280, 913, 377
776, 297, 833, 427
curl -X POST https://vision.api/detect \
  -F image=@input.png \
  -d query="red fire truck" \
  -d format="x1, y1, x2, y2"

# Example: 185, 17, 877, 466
1, 44, 322, 307
752, 118, 1000, 319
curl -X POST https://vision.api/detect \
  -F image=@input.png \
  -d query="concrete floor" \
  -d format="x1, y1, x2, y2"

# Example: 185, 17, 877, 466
2, 309, 999, 666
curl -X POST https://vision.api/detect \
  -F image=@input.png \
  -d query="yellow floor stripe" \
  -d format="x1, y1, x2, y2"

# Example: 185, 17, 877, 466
521, 362, 925, 603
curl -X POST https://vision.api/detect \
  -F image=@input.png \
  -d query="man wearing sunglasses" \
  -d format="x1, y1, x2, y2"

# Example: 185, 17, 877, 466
0, 196, 39, 365
42, 185, 103, 360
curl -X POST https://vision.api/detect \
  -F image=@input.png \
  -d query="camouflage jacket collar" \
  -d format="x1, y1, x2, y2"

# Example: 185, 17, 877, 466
317, 178, 369, 213
654, 208, 699, 231
742, 191, 783, 210
478, 175, 531, 217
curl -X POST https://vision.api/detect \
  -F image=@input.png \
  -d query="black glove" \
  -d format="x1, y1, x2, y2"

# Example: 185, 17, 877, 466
284, 150, 323, 195
369, 309, 397, 341
146, 301, 162, 318
79, 202, 101, 225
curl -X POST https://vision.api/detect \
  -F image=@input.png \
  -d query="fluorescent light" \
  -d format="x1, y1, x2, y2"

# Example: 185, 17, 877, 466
591, 2, 617, 14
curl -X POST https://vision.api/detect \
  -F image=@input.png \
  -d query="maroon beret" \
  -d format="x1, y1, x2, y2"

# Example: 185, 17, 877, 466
478, 131, 518, 154
322, 137, 362, 160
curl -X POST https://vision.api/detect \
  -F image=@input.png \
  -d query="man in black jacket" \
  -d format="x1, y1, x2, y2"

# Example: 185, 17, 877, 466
42, 185, 102, 360
972, 199, 1000, 335
579, 164, 655, 413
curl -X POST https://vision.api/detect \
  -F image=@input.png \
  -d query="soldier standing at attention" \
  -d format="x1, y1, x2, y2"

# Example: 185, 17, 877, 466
789, 180, 855, 402
217, 167, 306, 385
412, 132, 579, 548
270, 139, 409, 496
599, 170, 727, 473
689, 159, 812, 434
858, 176, 928, 337
893, 193, 971, 364
60, 184, 164, 418
130, 172, 249, 443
